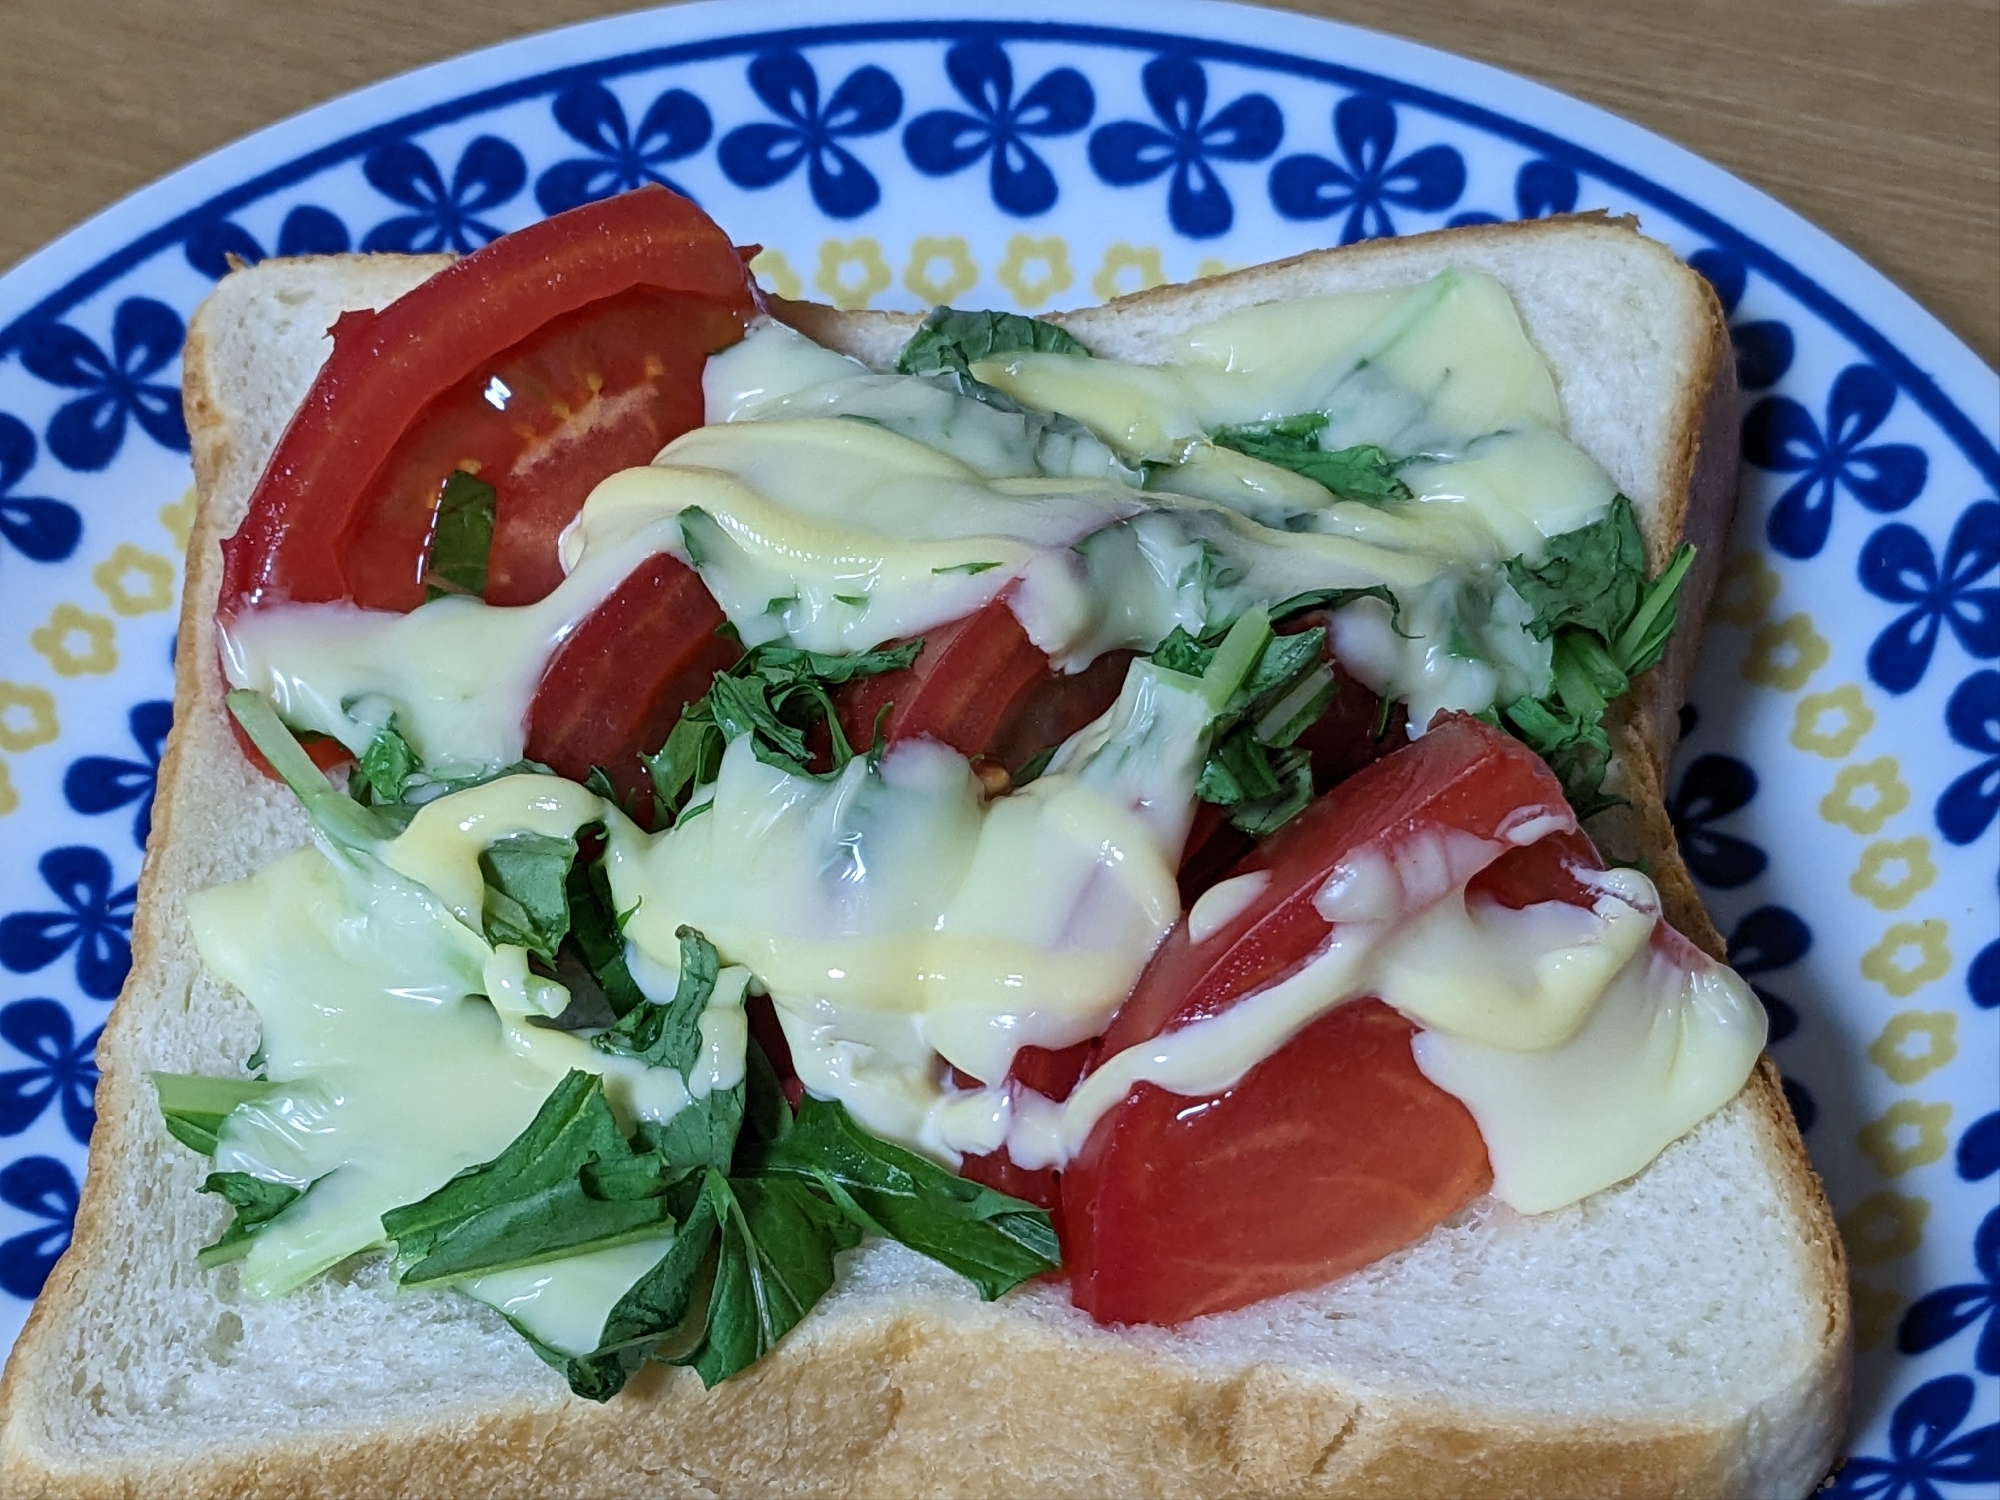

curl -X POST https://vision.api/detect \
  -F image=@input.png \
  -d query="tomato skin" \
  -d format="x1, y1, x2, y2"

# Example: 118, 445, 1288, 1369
522, 552, 740, 804
1063, 998, 1491, 1325
1106, 715, 1573, 1056
341, 289, 747, 611
1063, 716, 1581, 1326
834, 598, 1131, 772
219, 186, 756, 615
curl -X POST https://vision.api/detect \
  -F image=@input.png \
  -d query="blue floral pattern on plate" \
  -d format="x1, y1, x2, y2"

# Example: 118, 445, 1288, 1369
0, 4, 1992, 1481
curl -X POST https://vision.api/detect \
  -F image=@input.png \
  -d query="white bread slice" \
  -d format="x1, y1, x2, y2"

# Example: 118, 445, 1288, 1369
0, 219, 1848, 1499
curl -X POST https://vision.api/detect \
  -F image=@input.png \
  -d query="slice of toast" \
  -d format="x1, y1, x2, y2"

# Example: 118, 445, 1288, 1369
0, 217, 1849, 1499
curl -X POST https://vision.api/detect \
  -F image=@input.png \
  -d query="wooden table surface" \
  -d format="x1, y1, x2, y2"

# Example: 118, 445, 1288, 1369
0, 0, 1994, 367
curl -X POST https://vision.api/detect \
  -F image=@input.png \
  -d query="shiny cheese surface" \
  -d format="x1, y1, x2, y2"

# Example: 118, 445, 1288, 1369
1034, 838, 1764, 1210
601, 652, 1211, 1162
186, 779, 750, 1312
223, 272, 1613, 775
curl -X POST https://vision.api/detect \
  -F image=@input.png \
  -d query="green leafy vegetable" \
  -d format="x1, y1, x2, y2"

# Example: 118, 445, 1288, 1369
196, 1171, 305, 1269
1149, 601, 1384, 837
521, 1192, 719, 1399
641, 638, 922, 825
932, 561, 1000, 576
422, 470, 498, 601
479, 831, 577, 964
1210, 414, 1413, 505
681, 1171, 861, 1388
350, 718, 418, 804
895, 307, 1088, 375
151, 1073, 278, 1156
560, 856, 646, 1020
593, 926, 716, 1073
1500, 496, 1697, 815
384, 1071, 680, 1286
749, 1096, 1059, 1299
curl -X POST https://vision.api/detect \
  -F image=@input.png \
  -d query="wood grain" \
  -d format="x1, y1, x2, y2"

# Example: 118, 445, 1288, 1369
0, 0, 1992, 365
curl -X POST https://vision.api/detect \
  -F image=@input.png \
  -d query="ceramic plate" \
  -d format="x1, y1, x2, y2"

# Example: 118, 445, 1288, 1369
0, 0, 1992, 1482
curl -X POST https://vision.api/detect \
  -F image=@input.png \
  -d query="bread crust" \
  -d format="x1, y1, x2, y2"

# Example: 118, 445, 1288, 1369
0, 227, 1848, 1499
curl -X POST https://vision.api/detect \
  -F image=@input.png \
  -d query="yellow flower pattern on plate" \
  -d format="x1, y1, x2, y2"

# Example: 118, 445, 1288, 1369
1848, 1282, 1904, 1353
748, 248, 802, 301
1742, 612, 1829, 690
1861, 921, 1951, 999
1857, 1100, 1953, 1176
0, 758, 15, 817
815, 238, 891, 311
1195, 256, 1233, 279
159, 489, 197, 553
1821, 757, 1911, 834
1867, 1010, 1958, 1083
1709, 553, 1780, 628
1792, 684, 1874, 759
30, 603, 117, 677
1840, 1192, 1929, 1266
996, 234, 1072, 309
903, 236, 977, 304
1849, 837, 1936, 910
1091, 243, 1165, 301
0, 681, 59, 752
93, 543, 176, 616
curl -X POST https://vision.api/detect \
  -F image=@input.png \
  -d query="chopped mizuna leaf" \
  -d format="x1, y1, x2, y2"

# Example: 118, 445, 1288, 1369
350, 717, 418, 804
196, 1171, 306, 1269
562, 856, 646, 1019
1210, 415, 1413, 505
833, 594, 870, 607
1499, 496, 1697, 815
895, 307, 1087, 375
384, 1072, 680, 1286
1506, 493, 1648, 644
932, 561, 1001, 576
480, 831, 577, 964
747, 1096, 1060, 1300
152, 1073, 279, 1157
421, 469, 498, 601
593, 926, 719, 1077
641, 639, 922, 825
681, 1170, 861, 1389
1148, 601, 1376, 837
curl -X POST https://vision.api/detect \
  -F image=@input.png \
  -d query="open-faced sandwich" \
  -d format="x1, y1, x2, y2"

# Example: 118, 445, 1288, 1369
0, 187, 1849, 1498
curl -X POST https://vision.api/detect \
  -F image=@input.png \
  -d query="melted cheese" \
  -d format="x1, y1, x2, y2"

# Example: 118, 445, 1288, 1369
223, 275, 1612, 775
465, 1233, 677, 1357
185, 777, 748, 1306
1026, 837, 1763, 1212
599, 654, 1210, 1162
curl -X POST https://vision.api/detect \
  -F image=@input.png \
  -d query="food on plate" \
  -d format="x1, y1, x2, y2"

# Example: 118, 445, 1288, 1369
0, 187, 1848, 1498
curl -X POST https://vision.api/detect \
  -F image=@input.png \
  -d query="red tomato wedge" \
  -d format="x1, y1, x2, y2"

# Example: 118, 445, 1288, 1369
219, 186, 756, 615
833, 598, 1131, 773
522, 554, 739, 801
217, 187, 758, 783
1063, 715, 1583, 1326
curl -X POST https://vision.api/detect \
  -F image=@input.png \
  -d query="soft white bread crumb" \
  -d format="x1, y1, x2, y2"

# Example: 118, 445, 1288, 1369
0, 221, 1847, 1499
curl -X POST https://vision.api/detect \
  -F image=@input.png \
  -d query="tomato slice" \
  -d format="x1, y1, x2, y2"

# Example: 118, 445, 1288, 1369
834, 598, 1131, 773
218, 188, 757, 782
955, 1040, 1094, 1221
220, 186, 756, 615
1064, 998, 1489, 1324
522, 553, 740, 803
1063, 715, 1581, 1325
339, 289, 748, 610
